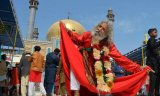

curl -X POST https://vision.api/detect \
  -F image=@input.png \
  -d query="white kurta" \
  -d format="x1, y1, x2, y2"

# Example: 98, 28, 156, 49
70, 70, 80, 90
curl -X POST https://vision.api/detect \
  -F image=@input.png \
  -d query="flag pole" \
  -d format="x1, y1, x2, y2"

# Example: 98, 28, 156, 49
142, 45, 145, 66
10, 26, 18, 65
142, 34, 148, 67
0, 18, 13, 61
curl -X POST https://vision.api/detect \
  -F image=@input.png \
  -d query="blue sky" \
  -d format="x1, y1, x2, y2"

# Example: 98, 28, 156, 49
12, 0, 160, 54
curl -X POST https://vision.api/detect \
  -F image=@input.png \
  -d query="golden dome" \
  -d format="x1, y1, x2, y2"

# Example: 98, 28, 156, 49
47, 19, 86, 41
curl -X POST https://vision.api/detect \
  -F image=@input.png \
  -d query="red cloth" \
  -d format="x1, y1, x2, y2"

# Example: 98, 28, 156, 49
29, 70, 42, 82
11, 67, 20, 85
60, 22, 151, 96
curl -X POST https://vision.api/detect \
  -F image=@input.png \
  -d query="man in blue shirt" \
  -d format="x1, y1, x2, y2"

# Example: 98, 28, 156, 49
44, 48, 60, 96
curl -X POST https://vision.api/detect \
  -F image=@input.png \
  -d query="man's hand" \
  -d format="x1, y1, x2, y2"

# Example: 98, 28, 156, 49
148, 68, 155, 73
120, 70, 124, 73
32, 67, 38, 71
141, 65, 155, 73
60, 21, 70, 32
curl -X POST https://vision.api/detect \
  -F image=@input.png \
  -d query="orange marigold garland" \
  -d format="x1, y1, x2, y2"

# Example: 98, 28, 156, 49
93, 46, 114, 92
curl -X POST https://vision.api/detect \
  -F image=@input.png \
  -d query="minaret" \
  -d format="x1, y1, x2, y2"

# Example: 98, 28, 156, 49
28, 0, 39, 39
107, 8, 115, 39
107, 8, 115, 22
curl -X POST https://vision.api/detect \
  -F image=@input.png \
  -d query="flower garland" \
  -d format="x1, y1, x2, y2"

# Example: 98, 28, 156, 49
93, 46, 114, 92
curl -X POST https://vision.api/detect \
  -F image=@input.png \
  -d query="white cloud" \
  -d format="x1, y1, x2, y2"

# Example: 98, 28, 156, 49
116, 20, 135, 34
115, 12, 152, 34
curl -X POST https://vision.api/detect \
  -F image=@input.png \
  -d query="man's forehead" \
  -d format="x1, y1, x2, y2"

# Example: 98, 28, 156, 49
101, 22, 108, 26
100, 22, 108, 29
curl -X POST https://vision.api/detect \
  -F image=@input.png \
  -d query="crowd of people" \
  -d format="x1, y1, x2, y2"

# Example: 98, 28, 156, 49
0, 46, 62, 96
0, 20, 159, 96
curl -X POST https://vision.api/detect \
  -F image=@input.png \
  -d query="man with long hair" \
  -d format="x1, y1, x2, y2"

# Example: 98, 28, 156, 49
60, 21, 152, 96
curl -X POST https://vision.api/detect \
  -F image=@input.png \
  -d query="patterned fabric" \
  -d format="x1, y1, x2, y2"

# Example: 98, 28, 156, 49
10, 67, 20, 85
